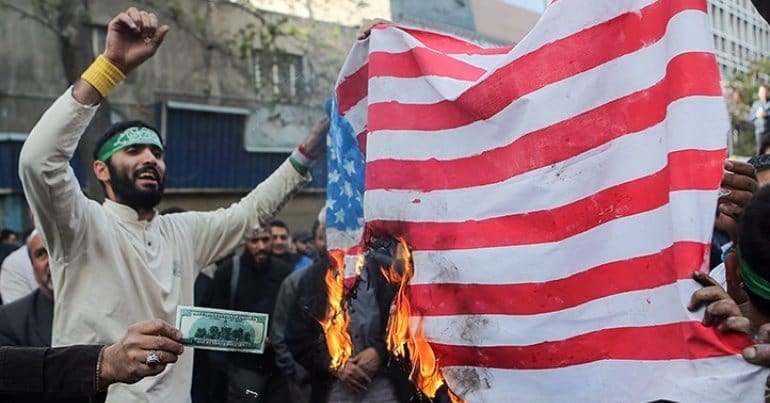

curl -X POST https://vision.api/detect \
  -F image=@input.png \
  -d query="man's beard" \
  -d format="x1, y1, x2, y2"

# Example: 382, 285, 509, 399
108, 163, 164, 210
252, 250, 270, 265
249, 251, 271, 272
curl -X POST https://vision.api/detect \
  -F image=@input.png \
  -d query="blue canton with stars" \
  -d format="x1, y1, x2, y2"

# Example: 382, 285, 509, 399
326, 97, 365, 237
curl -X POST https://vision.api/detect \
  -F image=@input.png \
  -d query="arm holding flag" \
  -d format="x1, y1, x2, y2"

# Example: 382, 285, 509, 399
183, 117, 328, 269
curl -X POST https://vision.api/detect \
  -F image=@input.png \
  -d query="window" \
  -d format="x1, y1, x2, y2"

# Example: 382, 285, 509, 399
252, 49, 306, 103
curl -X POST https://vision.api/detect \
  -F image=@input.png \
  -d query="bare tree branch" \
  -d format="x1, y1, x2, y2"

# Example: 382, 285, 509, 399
0, 0, 59, 35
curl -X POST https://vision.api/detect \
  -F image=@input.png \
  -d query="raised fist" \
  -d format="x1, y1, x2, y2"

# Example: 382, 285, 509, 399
103, 7, 170, 75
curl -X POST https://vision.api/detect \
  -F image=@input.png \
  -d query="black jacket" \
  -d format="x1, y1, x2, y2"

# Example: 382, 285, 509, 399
285, 254, 334, 402
210, 253, 293, 373
0, 344, 107, 403
0, 288, 53, 347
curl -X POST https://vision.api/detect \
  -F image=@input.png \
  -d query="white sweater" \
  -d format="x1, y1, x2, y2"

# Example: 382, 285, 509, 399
18, 89, 310, 402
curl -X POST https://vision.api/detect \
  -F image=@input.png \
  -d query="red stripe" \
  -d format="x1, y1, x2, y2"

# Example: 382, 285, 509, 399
336, 63, 369, 115
369, 48, 486, 80
409, 242, 708, 316
430, 322, 751, 370
356, 129, 368, 155
366, 52, 721, 191
669, 149, 726, 191
372, 25, 512, 55
367, 0, 708, 132
366, 154, 717, 251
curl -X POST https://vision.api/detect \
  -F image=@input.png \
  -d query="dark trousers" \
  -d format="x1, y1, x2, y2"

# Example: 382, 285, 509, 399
226, 365, 290, 403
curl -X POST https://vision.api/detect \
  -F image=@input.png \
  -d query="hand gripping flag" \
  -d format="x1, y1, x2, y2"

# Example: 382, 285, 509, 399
326, 0, 769, 401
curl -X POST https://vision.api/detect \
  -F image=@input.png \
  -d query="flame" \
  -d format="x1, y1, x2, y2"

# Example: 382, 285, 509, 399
382, 239, 464, 403
318, 250, 354, 370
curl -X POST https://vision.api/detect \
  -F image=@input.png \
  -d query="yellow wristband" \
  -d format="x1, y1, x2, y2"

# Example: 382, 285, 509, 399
80, 55, 126, 97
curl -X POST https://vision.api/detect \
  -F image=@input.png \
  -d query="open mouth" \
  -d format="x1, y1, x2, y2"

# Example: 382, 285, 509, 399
135, 168, 160, 187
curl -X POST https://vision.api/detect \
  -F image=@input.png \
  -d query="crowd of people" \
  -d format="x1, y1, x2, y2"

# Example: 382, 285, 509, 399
4, 3, 770, 403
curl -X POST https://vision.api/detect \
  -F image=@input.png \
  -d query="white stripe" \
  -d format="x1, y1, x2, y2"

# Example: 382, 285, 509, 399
510, 0, 659, 64
366, 10, 716, 161
335, 40, 370, 89
327, 228, 362, 251
442, 358, 767, 403
343, 254, 362, 278
368, 28, 509, 72
410, 191, 714, 285
368, 76, 474, 105
365, 96, 727, 223
342, 96, 368, 136
420, 280, 701, 346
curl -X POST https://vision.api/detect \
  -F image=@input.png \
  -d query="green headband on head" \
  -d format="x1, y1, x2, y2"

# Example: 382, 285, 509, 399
97, 126, 163, 162
737, 247, 770, 301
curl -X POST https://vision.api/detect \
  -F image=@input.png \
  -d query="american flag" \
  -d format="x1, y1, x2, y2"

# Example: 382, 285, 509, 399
326, 0, 769, 401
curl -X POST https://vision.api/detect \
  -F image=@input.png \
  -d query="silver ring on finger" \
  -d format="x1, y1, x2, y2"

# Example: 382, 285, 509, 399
145, 351, 161, 366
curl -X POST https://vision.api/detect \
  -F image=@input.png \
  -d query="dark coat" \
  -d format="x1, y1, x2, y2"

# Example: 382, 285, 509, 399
286, 252, 418, 403
0, 288, 53, 347
211, 253, 293, 371
0, 344, 107, 403
201, 253, 293, 399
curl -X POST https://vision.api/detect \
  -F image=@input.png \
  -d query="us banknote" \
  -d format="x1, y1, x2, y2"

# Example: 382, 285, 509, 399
176, 305, 268, 354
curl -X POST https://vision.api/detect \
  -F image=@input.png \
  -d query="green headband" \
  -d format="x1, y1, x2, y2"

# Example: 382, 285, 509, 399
737, 247, 770, 300
97, 126, 163, 162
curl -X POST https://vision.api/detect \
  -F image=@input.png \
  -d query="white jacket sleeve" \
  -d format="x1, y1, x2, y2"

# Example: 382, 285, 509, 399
18, 88, 98, 264
0, 247, 37, 304
173, 159, 311, 269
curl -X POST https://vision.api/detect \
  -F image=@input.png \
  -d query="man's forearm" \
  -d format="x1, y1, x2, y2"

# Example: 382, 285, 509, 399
187, 159, 310, 267
72, 79, 104, 106
18, 88, 98, 261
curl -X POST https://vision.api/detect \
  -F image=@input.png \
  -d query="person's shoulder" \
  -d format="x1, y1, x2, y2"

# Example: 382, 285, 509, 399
295, 255, 313, 269
271, 256, 294, 275
296, 255, 328, 285
0, 243, 18, 255
0, 291, 36, 316
0, 288, 40, 315
1, 246, 28, 269
213, 256, 235, 279
0, 288, 40, 313
287, 265, 309, 280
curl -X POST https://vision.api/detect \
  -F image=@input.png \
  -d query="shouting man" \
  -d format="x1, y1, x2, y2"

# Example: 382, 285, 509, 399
18, 7, 326, 402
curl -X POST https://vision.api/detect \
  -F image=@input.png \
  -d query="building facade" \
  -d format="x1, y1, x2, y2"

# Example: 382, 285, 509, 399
708, 0, 770, 76
0, 0, 362, 231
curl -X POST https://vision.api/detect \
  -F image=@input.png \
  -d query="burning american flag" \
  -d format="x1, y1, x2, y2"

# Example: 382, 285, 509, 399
325, 0, 769, 401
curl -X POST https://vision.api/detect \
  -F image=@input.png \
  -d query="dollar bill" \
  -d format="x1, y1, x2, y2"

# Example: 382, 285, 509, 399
176, 305, 268, 354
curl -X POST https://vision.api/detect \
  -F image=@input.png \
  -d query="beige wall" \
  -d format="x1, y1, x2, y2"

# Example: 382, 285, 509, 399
471, 0, 541, 44
2, 0, 358, 132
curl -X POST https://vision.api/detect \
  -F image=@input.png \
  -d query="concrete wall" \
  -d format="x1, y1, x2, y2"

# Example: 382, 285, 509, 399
471, 0, 541, 44
391, 0, 476, 31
